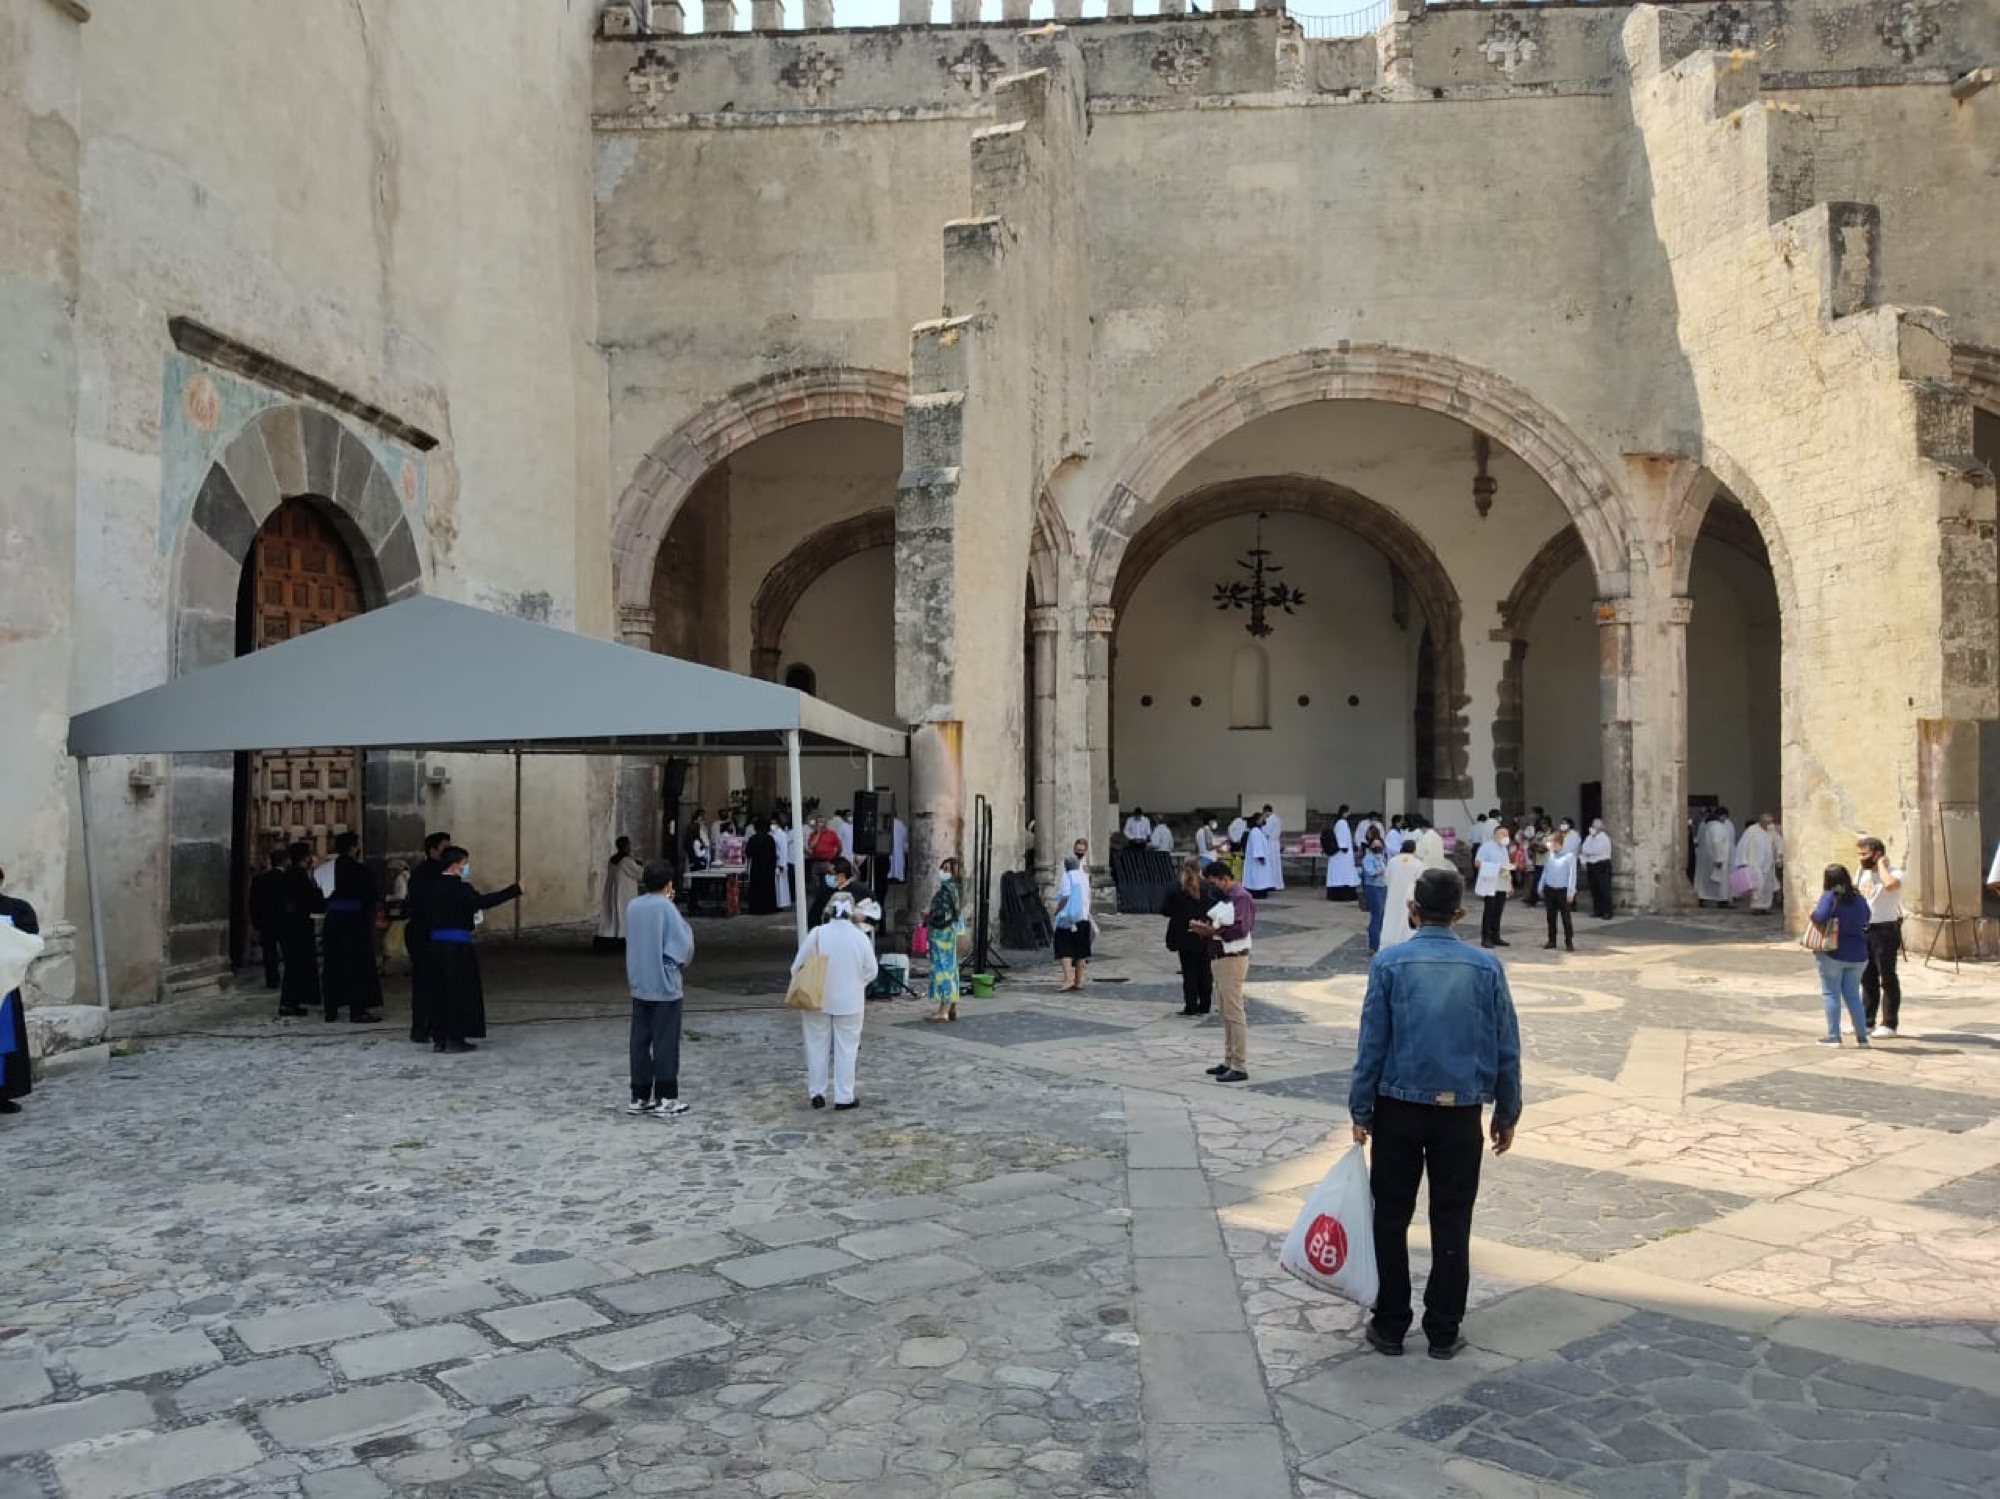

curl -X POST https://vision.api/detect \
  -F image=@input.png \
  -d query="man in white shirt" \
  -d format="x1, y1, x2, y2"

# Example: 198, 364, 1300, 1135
1123, 808, 1153, 844
1227, 812, 1248, 847
1855, 836, 1904, 1038
1148, 820, 1174, 854
1471, 812, 1492, 850
1539, 839, 1579, 952
1579, 819, 1613, 917
1384, 816, 1406, 856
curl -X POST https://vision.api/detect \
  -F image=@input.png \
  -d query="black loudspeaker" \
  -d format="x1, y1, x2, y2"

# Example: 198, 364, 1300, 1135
852, 791, 880, 856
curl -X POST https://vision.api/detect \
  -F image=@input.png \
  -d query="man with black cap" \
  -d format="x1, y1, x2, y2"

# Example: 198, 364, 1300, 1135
1349, 867, 1522, 1361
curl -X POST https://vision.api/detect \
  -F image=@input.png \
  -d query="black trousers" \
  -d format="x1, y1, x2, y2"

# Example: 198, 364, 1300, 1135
1480, 893, 1507, 946
1862, 921, 1902, 1029
630, 998, 684, 1101
1545, 898, 1573, 947
1369, 1095, 1486, 1348
408, 936, 432, 1041
1586, 861, 1613, 918
1179, 947, 1213, 1013
256, 926, 281, 988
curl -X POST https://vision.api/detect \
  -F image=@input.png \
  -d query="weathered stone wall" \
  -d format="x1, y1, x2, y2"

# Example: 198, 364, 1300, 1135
43, 0, 609, 1004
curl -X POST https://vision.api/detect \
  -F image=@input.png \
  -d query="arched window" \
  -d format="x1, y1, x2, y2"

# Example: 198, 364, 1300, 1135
784, 662, 818, 696
1230, 644, 1270, 730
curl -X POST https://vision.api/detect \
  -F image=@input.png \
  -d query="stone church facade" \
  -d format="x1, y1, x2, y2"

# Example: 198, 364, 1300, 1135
3, 0, 1995, 1045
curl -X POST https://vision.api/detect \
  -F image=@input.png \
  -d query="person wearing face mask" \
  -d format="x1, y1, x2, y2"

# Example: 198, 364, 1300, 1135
1053, 854, 1094, 990
810, 856, 868, 927
1360, 834, 1390, 953
1473, 825, 1513, 950
417, 846, 523, 1054
1579, 819, 1613, 918
924, 858, 965, 1022
1855, 836, 1904, 1039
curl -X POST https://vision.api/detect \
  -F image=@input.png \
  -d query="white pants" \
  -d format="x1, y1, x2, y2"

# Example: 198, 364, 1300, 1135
801, 1010, 863, 1105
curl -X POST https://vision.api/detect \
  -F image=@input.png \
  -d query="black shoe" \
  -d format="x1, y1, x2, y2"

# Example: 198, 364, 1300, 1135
1206, 1064, 1230, 1076
1179, 1007, 1198, 1017
410, 1034, 430, 1044
1364, 1324, 1404, 1357
278, 1006, 307, 1017
834, 1100, 858, 1111
1428, 1338, 1468, 1361
1493, 939, 1511, 947
0, 1099, 21, 1115
352, 1012, 382, 1024
444, 1040, 477, 1053
1565, 942, 1574, 952
1215, 1069, 1248, 1084
1542, 942, 1557, 950
811, 1095, 826, 1109
1196, 1004, 1211, 1015
1480, 942, 1495, 949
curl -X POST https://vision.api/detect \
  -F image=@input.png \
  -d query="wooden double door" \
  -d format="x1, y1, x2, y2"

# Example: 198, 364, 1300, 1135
233, 501, 364, 954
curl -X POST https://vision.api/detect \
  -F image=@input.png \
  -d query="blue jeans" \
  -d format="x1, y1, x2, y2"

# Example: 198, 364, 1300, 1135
1815, 955, 1867, 1041
1363, 882, 1387, 951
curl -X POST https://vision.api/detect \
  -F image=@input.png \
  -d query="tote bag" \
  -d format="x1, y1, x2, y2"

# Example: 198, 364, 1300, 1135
1278, 1146, 1380, 1306
785, 948, 828, 1012
1799, 917, 1838, 953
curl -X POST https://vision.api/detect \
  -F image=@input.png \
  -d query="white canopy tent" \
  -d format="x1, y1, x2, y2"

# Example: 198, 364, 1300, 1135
66, 596, 908, 1007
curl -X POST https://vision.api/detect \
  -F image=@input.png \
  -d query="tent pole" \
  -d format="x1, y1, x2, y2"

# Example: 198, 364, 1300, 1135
512, 749, 523, 942
788, 730, 807, 952
865, 752, 875, 887
76, 758, 112, 1017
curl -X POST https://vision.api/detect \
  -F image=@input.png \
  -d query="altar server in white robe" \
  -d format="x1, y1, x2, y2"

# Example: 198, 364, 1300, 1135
1733, 814, 1781, 912
1261, 806, 1287, 890
773, 820, 793, 910
1413, 820, 1450, 871
1227, 813, 1248, 847
1243, 816, 1280, 896
1693, 811, 1734, 905
1323, 813, 1358, 902
1195, 818, 1218, 864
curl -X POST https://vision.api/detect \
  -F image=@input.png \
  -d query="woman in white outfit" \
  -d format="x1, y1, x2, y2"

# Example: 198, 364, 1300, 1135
793, 896, 880, 1111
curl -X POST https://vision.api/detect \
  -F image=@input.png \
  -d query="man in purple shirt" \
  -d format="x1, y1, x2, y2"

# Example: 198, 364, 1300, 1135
1191, 862, 1256, 1082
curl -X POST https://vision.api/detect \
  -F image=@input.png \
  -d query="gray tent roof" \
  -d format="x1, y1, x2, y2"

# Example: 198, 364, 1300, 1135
68, 596, 907, 760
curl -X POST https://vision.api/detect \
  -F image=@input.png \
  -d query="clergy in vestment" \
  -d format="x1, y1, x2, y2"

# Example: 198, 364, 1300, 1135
1376, 849, 1425, 952
320, 832, 384, 1023
596, 836, 645, 948
773, 820, 794, 910
1263, 807, 1287, 890
1693, 814, 1734, 905
1323, 815, 1358, 902
1733, 815, 1781, 912
1227, 814, 1248, 846
1413, 823, 1450, 871
746, 819, 780, 915
1243, 818, 1279, 896
277, 842, 324, 1018
405, 831, 451, 1043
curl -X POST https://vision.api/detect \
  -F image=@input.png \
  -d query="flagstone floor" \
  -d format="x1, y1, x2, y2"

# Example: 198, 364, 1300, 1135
4, 891, 1999, 1499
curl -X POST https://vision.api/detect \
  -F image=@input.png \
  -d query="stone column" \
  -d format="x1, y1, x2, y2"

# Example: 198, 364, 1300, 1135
615, 605, 665, 856
1082, 604, 1116, 890
909, 720, 965, 908
1914, 720, 1985, 956
1028, 606, 1059, 891
1597, 592, 1692, 913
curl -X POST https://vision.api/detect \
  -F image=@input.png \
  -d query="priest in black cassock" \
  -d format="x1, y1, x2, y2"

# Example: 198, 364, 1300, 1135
0, 866, 39, 1115
404, 830, 451, 1044
745, 817, 779, 915
320, 831, 384, 1024
412, 845, 521, 1054
247, 846, 287, 989
277, 841, 324, 1018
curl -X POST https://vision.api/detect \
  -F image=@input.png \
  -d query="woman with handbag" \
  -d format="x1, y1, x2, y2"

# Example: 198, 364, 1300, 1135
1806, 863, 1873, 1048
1159, 857, 1218, 1017
924, 859, 965, 1022
1053, 854, 1093, 991
790, 895, 880, 1109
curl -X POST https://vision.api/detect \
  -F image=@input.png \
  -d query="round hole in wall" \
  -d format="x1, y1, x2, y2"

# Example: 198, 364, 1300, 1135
784, 663, 818, 695
1189, 696, 1203, 708
1347, 694, 1361, 707
1297, 695, 1311, 708
1140, 694, 1154, 708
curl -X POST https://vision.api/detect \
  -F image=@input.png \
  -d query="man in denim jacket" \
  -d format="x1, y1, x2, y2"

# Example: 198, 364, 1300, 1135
1349, 867, 1522, 1359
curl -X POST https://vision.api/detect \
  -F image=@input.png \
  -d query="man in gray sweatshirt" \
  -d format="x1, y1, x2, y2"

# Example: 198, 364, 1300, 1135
625, 861, 696, 1116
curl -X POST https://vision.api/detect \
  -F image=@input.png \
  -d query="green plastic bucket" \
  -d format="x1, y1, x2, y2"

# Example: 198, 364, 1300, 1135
969, 973, 996, 999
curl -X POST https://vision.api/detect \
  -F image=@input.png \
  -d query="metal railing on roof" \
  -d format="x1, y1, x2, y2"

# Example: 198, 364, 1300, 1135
1286, 0, 1390, 37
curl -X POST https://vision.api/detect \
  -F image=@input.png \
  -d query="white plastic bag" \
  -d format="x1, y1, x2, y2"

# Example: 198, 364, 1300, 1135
1278, 1145, 1380, 1306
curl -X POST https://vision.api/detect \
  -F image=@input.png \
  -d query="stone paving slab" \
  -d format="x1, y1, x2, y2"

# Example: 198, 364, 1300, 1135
172, 1352, 332, 1415
436, 1348, 592, 1406
570, 1313, 736, 1372
897, 1010, 1132, 1045
601, 1229, 741, 1275
233, 1299, 394, 1354
836, 1219, 967, 1261
1150, 1423, 1292, 1499
0, 1360, 51, 1412
329, 1321, 495, 1379
392, 1278, 510, 1322
589, 1271, 732, 1317
0, 1390, 155, 1459
51, 1420, 262, 1499
258, 1380, 449, 1448
714, 1244, 858, 1289
1913, 1161, 2000, 1220
499, 1253, 625, 1297
61, 1327, 222, 1387
476, 1296, 611, 1343
830, 1252, 982, 1304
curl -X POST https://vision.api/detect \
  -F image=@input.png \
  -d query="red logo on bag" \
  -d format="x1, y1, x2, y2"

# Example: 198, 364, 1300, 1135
1303, 1214, 1348, 1275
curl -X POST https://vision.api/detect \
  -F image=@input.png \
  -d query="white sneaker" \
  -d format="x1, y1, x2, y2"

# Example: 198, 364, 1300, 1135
1870, 1026, 1897, 1039
653, 1100, 690, 1117
625, 1099, 656, 1116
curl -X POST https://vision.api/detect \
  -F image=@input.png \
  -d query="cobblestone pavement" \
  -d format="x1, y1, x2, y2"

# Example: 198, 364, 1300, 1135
4, 891, 2000, 1498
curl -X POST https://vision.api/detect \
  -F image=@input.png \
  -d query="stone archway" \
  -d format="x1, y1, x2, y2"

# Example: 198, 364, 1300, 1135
749, 508, 897, 681
611, 367, 909, 628
1109, 475, 1472, 801
164, 403, 422, 993
1087, 345, 1635, 606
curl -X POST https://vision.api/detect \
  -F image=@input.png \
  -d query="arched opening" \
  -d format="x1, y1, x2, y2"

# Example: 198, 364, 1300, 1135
637, 413, 902, 842
229, 499, 367, 965
1108, 472, 1464, 823
1685, 496, 1782, 843
1500, 526, 1601, 825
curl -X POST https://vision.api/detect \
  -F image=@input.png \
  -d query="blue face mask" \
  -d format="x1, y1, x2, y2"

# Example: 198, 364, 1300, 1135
824, 873, 837, 888
460, 861, 471, 881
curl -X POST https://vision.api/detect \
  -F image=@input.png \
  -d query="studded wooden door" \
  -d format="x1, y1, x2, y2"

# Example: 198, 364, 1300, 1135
246, 501, 363, 860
